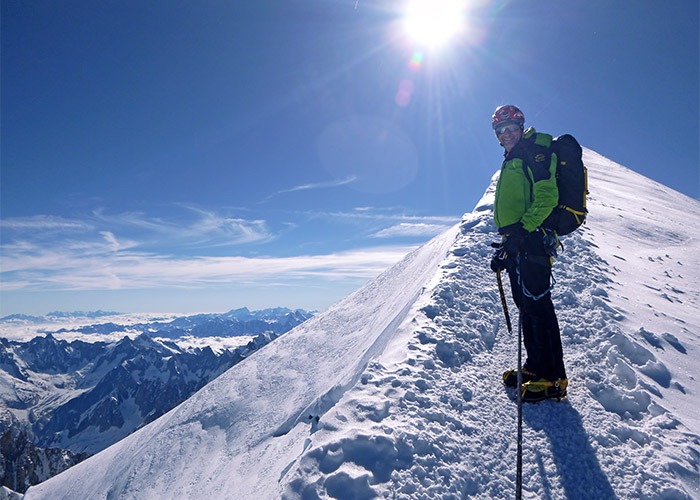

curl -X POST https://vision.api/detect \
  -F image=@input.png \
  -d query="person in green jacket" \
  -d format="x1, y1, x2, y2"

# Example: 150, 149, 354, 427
490, 104, 568, 402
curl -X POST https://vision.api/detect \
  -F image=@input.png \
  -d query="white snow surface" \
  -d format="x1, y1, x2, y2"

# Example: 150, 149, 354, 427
24, 150, 700, 499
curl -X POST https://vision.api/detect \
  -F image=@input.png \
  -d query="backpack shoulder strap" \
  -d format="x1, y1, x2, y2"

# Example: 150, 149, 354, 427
520, 132, 554, 184
534, 132, 553, 148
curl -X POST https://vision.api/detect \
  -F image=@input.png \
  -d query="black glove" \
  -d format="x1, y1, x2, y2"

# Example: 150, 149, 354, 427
501, 223, 528, 258
490, 247, 507, 273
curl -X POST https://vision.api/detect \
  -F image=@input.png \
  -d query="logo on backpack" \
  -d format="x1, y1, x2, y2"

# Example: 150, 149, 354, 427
542, 134, 588, 236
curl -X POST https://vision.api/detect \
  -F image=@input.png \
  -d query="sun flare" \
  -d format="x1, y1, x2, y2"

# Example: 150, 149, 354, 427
403, 0, 466, 48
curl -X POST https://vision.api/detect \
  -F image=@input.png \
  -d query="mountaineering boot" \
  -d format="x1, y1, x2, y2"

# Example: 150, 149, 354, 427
503, 367, 537, 388
521, 378, 568, 402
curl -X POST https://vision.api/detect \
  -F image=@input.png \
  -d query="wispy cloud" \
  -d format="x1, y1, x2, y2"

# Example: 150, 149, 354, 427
0, 215, 93, 233
100, 231, 139, 252
0, 206, 286, 291
297, 207, 458, 238
181, 207, 273, 246
261, 176, 357, 203
371, 222, 453, 238
309, 207, 458, 225
0, 204, 452, 297
91, 206, 274, 247
0, 239, 412, 291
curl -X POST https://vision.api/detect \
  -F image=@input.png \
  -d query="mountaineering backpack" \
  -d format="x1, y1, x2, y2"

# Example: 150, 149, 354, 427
542, 134, 588, 235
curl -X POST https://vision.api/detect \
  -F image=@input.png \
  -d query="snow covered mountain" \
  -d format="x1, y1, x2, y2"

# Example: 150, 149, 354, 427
22, 149, 700, 499
0, 334, 240, 456
0, 431, 87, 494
0, 308, 315, 494
0, 307, 314, 342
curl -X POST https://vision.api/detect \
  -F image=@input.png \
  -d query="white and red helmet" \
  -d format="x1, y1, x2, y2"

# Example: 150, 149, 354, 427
492, 105, 525, 130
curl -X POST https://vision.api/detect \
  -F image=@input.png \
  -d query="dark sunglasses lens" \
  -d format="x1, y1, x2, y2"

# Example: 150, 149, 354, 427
496, 124, 519, 135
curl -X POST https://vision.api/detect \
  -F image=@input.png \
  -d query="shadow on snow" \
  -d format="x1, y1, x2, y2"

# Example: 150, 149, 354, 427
524, 400, 618, 500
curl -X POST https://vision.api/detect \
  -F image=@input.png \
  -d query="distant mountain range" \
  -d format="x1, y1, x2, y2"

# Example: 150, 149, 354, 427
0, 310, 121, 323
0, 307, 314, 493
0, 307, 315, 337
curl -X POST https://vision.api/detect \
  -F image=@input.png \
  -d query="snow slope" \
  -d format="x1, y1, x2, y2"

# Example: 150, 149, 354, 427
24, 150, 700, 499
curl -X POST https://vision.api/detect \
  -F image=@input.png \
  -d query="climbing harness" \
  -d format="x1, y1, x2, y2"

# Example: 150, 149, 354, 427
515, 230, 558, 301
516, 261, 556, 301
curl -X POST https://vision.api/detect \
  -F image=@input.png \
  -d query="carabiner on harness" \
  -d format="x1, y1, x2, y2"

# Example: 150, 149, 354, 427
540, 228, 561, 258
515, 254, 556, 301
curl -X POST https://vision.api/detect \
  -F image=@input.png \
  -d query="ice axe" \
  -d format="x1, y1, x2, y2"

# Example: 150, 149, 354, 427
496, 269, 512, 335
492, 242, 512, 335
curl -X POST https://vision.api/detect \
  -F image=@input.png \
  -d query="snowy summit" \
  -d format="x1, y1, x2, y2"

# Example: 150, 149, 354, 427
23, 149, 700, 499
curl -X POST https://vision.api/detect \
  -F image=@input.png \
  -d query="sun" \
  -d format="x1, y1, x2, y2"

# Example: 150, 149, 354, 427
403, 0, 466, 48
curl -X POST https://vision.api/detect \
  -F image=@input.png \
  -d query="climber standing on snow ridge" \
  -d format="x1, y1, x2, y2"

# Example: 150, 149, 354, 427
489, 104, 568, 402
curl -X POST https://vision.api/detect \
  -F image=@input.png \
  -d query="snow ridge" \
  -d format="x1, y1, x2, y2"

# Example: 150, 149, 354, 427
23, 150, 700, 500
24, 222, 460, 500
279, 152, 700, 499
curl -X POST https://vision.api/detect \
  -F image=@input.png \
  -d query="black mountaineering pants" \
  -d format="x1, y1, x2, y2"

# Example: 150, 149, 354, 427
506, 232, 566, 381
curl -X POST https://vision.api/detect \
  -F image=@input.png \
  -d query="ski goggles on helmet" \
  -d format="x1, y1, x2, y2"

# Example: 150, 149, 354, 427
494, 122, 522, 136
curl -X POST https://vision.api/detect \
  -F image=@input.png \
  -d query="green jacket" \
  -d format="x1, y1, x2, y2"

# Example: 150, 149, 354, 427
494, 128, 559, 233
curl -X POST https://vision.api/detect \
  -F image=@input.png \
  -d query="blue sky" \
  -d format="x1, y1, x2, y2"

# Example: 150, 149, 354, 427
1, 0, 698, 316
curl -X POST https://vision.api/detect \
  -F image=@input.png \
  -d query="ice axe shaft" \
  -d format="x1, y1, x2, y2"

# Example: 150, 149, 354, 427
496, 269, 512, 334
